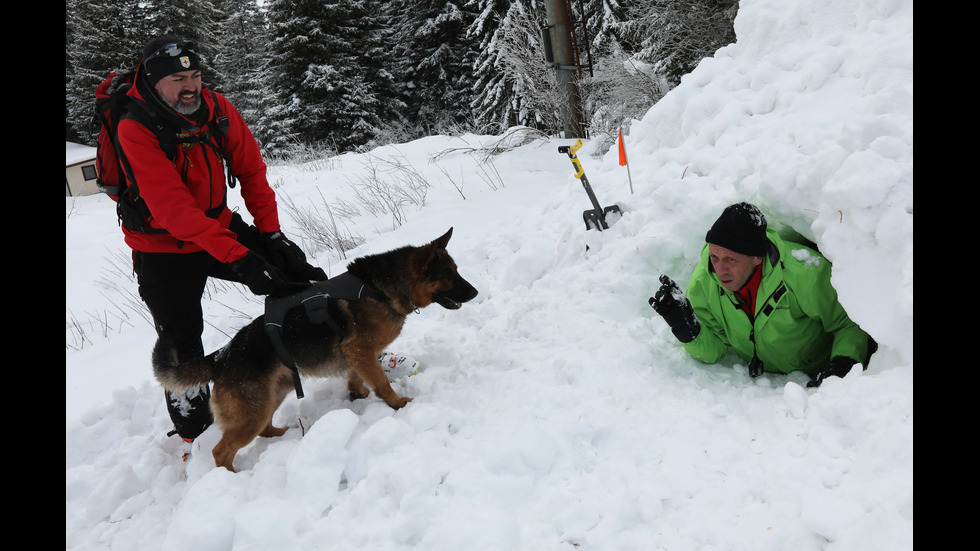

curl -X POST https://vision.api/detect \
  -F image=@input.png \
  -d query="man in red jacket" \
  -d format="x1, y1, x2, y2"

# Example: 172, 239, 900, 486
115, 35, 326, 443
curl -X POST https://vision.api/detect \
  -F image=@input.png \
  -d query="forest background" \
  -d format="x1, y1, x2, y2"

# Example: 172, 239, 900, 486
65, 0, 739, 158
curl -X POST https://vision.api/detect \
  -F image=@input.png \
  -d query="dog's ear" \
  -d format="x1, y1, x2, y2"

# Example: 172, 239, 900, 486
414, 241, 438, 276
414, 229, 453, 276
432, 227, 453, 250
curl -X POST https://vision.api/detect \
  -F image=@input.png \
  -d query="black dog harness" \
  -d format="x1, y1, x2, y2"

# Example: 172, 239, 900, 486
263, 272, 386, 398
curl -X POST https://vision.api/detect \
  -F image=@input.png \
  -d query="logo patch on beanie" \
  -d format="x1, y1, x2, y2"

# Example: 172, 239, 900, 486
180, 56, 191, 68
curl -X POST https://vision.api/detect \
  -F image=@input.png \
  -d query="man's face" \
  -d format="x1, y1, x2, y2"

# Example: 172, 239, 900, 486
154, 69, 202, 115
708, 243, 763, 292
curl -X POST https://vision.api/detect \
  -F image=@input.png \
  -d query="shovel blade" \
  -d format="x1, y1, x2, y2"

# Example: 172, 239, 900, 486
584, 209, 607, 231
583, 204, 622, 231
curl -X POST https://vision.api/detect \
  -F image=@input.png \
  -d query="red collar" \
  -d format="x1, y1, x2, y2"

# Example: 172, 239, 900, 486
734, 263, 763, 317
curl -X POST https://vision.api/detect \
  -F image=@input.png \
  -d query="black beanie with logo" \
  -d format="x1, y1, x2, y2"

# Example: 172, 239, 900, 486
705, 202, 769, 257
141, 35, 202, 88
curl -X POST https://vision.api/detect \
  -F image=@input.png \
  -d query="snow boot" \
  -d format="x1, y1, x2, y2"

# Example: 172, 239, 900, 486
165, 385, 213, 441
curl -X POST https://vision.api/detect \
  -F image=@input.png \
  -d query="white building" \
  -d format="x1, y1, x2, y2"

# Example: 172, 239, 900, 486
66, 142, 99, 196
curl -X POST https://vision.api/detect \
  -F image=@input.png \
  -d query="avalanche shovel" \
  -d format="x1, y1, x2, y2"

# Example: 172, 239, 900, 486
558, 139, 622, 231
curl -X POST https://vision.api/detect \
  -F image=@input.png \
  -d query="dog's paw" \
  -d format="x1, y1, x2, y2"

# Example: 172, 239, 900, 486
389, 396, 413, 409
347, 380, 371, 401
348, 389, 369, 402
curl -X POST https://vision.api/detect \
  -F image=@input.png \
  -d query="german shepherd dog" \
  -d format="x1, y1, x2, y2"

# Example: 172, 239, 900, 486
152, 228, 478, 472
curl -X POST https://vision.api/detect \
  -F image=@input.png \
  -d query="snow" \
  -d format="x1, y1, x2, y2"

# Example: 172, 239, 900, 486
66, 141, 96, 165
66, 0, 912, 549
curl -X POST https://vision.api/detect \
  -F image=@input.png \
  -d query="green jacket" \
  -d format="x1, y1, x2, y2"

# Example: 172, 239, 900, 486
682, 230, 870, 375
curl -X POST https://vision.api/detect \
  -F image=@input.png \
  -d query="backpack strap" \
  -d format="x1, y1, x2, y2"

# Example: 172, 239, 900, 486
112, 94, 230, 234
112, 100, 183, 234
198, 92, 237, 189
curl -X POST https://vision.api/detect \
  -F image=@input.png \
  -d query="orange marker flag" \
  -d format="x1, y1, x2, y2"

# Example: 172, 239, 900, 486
618, 128, 634, 194
618, 129, 628, 166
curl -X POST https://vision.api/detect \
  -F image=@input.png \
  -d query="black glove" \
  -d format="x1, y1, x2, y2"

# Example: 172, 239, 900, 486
649, 274, 700, 343
293, 263, 328, 282
807, 356, 859, 388
259, 231, 308, 274
229, 251, 294, 296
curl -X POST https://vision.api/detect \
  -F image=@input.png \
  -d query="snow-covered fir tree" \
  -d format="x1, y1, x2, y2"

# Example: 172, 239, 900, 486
66, 0, 144, 143
261, 0, 398, 154
65, 0, 738, 152
613, 0, 738, 86
209, 0, 270, 131
387, 0, 481, 136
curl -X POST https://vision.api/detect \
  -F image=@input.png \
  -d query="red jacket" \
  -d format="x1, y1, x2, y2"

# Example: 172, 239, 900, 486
115, 75, 280, 263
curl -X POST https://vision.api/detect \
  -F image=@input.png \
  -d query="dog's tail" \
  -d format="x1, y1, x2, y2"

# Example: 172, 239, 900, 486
151, 337, 216, 391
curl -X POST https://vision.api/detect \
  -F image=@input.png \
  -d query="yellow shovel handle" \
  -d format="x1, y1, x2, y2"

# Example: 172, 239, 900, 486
569, 139, 584, 178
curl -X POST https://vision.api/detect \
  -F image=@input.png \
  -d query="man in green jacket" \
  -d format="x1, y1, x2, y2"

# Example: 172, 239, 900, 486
649, 202, 875, 387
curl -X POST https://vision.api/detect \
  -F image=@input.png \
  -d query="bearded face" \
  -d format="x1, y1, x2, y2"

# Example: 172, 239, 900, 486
154, 69, 203, 115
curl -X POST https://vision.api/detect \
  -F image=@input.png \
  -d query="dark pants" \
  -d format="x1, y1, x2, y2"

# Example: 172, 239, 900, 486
135, 214, 264, 440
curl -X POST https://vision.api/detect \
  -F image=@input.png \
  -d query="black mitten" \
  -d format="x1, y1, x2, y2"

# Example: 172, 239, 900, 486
294, 263, 328, 282
806, 356, 859, 388
649, 275, 701, 343
229, 251, 293, 296
259, 231, 307, 274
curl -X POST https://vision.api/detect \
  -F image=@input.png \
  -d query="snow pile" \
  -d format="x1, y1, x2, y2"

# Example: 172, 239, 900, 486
66, 0, 913, 549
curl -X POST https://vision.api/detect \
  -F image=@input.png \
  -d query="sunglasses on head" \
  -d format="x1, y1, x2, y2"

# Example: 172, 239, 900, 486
144, 40, 198, 64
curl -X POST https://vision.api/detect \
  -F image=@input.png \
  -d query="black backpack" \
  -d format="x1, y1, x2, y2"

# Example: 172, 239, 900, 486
93, 69, 236, 233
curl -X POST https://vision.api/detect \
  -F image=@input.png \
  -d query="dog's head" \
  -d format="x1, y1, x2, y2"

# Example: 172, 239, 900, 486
412, 228, 478, 310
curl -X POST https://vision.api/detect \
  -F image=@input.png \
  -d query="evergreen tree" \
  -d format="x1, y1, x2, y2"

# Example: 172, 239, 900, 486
388, 0, 480, 135
358, 0, 407, 143
257, 0, 320, 154
614, 0, 738, 87
475, 0, 607, 135
210, 0, 269, 129
262, 0, 393, 154
65, 0, 737, 150
66, 0, 144, 145
575, 0, 666, 139
466, 0, 523, 132
67, 0, 81, 143
494, 0, 561, 133
583, 0, 627, 51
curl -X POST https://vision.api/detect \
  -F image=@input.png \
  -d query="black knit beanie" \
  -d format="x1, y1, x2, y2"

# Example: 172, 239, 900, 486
705, 202, 769, 257
141, 35, 202, 88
